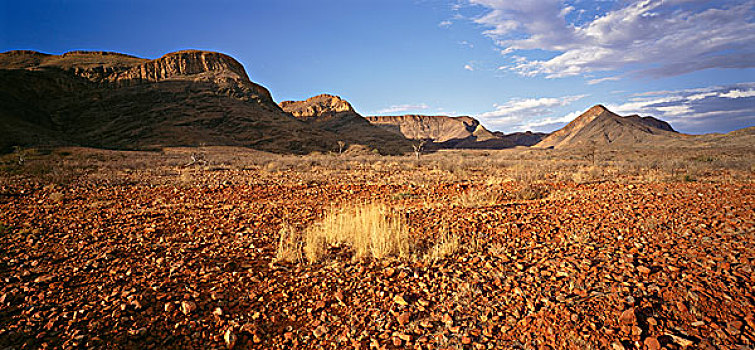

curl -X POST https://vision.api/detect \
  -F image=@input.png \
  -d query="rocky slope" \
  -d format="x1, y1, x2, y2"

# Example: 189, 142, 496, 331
365, 115, 524, 149
279, 94, 412, 154
0, 50, 337, 153
534, 105, 679, 149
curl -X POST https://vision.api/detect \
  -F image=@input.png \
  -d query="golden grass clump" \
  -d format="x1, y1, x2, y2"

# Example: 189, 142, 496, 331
454, 188, 501, 208
424, 226, 460, 262
304, 203, 411, 262
275, 223, 303, 263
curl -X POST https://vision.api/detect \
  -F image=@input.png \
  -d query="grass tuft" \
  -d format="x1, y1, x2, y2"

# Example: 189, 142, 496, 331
304, 203, 411, 262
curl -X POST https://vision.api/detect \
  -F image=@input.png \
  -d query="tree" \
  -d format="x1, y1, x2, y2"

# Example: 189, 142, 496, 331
412, 140, 426, 160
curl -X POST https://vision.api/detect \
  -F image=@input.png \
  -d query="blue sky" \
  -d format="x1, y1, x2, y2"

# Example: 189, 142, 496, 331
2, 0, 754, 134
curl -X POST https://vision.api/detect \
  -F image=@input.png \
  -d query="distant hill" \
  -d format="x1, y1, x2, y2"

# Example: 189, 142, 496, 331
534, 105, 679, 149
279, 94, 411, 154
0, 50, 339, 154
364, 115, 543, 149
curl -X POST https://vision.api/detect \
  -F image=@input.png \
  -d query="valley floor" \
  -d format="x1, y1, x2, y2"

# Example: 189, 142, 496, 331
0, 146, 753, 349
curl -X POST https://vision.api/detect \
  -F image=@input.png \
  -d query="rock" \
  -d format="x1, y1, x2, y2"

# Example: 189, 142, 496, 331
164, 302, 174, 313
397, 312, 411, 326
669, 334, 695, 347
181, 301, 196, 315
619, 308, 636, 325
461, 335, 472, 345
213, 307, 223, 317
313, 325, 328, 338
637, 266, 651, 274
224, 328, 237, 349
393, 295, 409, 306
644, 337, 661, 350
34, 275, 54, 283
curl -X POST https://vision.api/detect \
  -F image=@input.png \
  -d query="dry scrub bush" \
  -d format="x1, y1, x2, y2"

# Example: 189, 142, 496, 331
275, 223, 303, 263
571, 165, 603, 183
454, 188, 501, 208
304, 203, 411, 262
510, 183, 548, 201
424, 226, 461, 262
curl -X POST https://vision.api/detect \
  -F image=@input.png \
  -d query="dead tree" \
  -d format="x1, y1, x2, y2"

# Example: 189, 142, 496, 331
412, 140, 427, 160
13, 146, 24, 166
184, 152, 207, 168
337, 141, 346, 155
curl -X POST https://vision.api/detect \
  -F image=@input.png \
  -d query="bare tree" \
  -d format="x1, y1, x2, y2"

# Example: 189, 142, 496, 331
337, 141, 346, 155
184, 152, 207, 168
412, 140, 426, 160
13, 146, 24, 166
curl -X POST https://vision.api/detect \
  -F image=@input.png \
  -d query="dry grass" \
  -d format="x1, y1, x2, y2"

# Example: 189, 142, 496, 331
425, 226, 461, 262
303, 203, 411, 262
454, 188, 501, 208
275, 222, 303, 263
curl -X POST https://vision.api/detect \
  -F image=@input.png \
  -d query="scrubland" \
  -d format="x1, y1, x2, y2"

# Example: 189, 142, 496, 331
0, 145, 753, 349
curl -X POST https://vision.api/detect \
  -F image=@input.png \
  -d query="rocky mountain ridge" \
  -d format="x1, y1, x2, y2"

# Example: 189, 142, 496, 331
0, 50, 332, 153
534, 105, 679, 149
279, 94, 411, 154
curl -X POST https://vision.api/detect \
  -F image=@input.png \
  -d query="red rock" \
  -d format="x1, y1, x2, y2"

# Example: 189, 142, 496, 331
224, 328, 237, 349
644, 337, 660, 350
619, 308, 636, 325
181, 301, 196, 315
397, 312, 411, 326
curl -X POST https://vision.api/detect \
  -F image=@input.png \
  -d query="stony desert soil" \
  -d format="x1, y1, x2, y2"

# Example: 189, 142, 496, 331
0, 147, 753, 349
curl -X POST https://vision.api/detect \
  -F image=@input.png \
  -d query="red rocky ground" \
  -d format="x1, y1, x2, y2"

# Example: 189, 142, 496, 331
1, 166, 754, 349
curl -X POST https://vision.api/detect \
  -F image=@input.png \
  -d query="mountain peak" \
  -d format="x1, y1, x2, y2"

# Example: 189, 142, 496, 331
534, 104, 678, 149
279, 94, 355, 119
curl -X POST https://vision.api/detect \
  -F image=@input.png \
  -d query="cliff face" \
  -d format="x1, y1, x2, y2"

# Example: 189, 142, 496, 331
280, 94, 354, 120
366, 115, 487, 143
0, 50, 335, 153
279, 94, 412, 154
534, 105, 680, 149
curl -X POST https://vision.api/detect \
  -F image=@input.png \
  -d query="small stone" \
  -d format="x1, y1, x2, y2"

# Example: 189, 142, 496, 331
619, 308, 636, 325
164, 302, 174, 313
181, 301, 196, 315
612, 342, 625, 350
393, 295, 408, 306
397, 312, 411, 326
313, 325, 328, 338
34, 275, 54, 283
691, 320, 705, 327
637, 266, 651, 274
224, 328, 237, 349
442, 313, 453, 326
461, 335, 472, 344
397, 332, 411, 341
644, 337, 661, 350
213, 307, 223, 317
669, 334, 695, 347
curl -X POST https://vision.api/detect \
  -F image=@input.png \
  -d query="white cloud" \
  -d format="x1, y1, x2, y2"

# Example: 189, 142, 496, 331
477, 94, 588, 131
374, 103, 430, 114
720, 89, 755, 99
464, 64, 475, 71
458, 40, 474, 48
469, 0, 755, 78
587, 76, 621, 85
605, 83, 755, 133
438, 20, 453, 28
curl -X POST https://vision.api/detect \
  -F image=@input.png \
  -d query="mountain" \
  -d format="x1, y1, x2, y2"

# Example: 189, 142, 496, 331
279, 94, 411, 154
365, 115, 525, 149
533, 105, 679, 149
0, 50, 338, 154
493, 131, 549, 147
